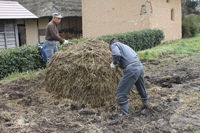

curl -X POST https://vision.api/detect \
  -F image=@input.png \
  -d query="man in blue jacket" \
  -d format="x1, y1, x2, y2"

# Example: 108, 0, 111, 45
109, 38, 148, 116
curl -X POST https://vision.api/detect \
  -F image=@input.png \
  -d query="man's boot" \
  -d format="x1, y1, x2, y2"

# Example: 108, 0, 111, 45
119, 103, 129, 116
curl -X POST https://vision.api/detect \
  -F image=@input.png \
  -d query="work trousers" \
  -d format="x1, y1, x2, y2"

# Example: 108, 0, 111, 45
44, 40, 58, 66
116, 62, 148, 105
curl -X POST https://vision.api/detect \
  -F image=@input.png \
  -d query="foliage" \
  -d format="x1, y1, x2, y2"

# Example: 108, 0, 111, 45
186, 1, 200, 15
97, 29, 165, 51
182, 0, 200, 20
0, 45, 46, 79
182, 14, 199, 38
0, 29, 164, 79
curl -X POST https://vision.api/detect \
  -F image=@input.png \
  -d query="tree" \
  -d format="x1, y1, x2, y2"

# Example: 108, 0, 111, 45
182, 0, 200, 19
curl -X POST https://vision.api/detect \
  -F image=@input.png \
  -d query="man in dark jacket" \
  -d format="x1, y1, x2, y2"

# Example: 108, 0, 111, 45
109, 38, 148, 116
44, 13, 69, 66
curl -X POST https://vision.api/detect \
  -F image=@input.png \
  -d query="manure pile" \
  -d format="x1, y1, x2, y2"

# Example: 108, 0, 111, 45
44, 39, 124, 109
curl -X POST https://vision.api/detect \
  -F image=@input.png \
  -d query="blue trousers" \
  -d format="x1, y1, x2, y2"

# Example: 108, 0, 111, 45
116, 63, 148, 105
44, 40, 58, 66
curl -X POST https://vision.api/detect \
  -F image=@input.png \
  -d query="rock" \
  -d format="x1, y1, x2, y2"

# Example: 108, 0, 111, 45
70, 102, 86, 110
9, 91, 24, 100
54, 101, 59, 105
79, 109, 95, 115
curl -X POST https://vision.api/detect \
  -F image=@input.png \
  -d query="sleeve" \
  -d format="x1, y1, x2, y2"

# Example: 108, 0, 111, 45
48, 25, 64, 43
110, 44, 121, 65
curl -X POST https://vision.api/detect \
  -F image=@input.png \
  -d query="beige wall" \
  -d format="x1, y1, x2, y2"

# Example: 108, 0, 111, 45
25, 19, 38, 45
38, 18, 49, 42
82, 0, 150, 38
150, 0, 182, 42
82, 0, 182, 42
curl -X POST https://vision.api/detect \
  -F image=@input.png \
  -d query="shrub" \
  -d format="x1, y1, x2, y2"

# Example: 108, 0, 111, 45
0, 29, 164, 79
97, 29, 165, 51
182, 14, 199, 38
0, 45, 46, 79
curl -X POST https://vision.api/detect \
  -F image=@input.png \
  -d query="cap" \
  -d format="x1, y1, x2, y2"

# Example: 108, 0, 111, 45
53, 13, 63, 18
109, 38, 118, 45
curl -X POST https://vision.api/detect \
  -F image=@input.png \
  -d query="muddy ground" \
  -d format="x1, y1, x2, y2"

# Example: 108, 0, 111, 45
0, 52, 200, 133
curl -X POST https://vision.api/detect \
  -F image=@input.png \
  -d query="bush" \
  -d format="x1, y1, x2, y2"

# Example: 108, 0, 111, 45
0, 45, 46, 79
182, 14, 199, 38
0, 37, 88, 79
97, 29, 165, 51
0, 29, 164, 79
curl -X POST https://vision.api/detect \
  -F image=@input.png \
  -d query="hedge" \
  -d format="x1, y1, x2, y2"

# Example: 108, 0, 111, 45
0, 45, 46, 79
97, 29, 165, 51
0, 29, 164, 79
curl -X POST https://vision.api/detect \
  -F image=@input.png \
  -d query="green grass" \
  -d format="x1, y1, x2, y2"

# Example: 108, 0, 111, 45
0, 69, 44, 84
137, 34, 200, 61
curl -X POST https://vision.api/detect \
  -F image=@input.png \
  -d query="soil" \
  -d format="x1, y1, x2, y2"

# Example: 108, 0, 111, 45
0, 52, 200, 133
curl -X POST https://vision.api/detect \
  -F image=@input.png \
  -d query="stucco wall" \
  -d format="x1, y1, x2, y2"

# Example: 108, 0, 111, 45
82, 0, 151, 38
25, 19, 38, 45
38, 18, 49, 42
150, 0, 182, 42
82, 0, 182, 42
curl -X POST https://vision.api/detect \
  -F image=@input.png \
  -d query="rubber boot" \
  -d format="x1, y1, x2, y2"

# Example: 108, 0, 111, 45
142, 99, 148, 108
119, 103, 129, 116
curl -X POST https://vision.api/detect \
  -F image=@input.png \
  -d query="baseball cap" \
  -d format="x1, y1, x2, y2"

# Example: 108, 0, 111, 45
53, 13, 63, 18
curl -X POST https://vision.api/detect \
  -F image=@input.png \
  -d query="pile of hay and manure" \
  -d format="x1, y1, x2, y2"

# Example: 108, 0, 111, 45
44, 39, 127, 109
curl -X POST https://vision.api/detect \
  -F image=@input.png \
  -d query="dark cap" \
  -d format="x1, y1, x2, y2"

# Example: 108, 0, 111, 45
53, 13, 63, 18
109, 38, 118, 45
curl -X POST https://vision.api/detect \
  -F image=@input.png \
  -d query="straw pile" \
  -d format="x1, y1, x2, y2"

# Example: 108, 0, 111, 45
45, 39, 123, 108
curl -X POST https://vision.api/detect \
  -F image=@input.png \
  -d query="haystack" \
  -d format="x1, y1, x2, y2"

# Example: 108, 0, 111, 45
44, 39, 124, 108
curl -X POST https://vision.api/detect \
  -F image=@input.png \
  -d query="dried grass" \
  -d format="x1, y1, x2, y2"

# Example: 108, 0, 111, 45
45, 39, 123, 109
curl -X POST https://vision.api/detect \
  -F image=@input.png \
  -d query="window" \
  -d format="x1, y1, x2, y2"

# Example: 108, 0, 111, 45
171, 9, 175, 21
166, 0, 170, 3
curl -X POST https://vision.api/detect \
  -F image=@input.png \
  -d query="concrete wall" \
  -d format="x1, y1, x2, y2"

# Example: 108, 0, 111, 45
82, 0, 151, 38
25, 19, 38, 45
150, 0, 182, 42
82, 0, 182, 42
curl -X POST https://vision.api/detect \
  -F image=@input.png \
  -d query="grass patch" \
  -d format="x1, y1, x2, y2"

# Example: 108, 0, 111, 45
0, 69, 44, 84
138, 34, 200, 61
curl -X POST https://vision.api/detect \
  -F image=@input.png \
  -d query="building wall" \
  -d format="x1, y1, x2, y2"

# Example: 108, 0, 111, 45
38, 17, 49, 43
150, 0, 182, 42
82, 0, 182, 42
82, 0, 151, 38
25, 19, 38, 45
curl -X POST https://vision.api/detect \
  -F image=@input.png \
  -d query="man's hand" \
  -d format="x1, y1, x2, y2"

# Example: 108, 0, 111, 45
110, 62, 116, 69
63, 40, 69, 44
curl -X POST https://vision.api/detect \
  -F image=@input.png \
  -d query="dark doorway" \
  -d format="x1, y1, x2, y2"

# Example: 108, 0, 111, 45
17, 24, 26, 46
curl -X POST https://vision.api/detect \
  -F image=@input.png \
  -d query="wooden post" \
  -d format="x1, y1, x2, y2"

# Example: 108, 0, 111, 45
3, 20, 7, 50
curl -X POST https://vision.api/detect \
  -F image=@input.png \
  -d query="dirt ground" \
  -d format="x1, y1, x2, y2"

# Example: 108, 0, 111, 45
0, 52, 200, 133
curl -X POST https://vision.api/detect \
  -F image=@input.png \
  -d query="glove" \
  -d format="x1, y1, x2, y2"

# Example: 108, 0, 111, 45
110, 62, 116, 69
63, 40, 69, 44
